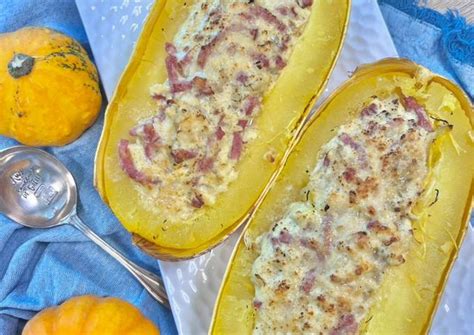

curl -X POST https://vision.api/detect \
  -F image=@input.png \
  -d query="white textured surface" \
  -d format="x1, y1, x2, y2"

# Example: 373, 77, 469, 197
432, 228, 474, 335
76, 0, 473, 334
77, 0, 154, 98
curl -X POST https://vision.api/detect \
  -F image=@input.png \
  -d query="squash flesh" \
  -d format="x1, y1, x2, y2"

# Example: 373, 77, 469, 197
210, 59, 474, 334
95, 0, 350, 258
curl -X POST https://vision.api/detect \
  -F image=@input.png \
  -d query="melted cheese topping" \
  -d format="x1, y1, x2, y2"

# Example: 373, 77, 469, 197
119, 0, 313, 220
252, 97, 438, 334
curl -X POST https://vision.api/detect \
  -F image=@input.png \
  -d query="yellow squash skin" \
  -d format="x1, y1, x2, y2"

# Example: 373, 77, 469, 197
22, 295, 160, 335
95, 0, 350, 260
210, 59, 474, 334
0, 27, 102, 146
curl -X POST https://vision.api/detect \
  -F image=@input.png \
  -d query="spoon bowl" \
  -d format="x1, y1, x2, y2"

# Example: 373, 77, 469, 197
0, 146, 169, 307
0, 146, 76, 228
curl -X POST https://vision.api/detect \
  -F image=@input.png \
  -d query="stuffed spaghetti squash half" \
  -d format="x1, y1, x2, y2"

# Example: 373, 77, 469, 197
210, 59, 474, 334
95, 0, 350, 259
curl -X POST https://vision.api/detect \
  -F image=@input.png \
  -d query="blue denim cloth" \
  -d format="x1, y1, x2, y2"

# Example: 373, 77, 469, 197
379, 0, 474, 100
0, 1, 177, 334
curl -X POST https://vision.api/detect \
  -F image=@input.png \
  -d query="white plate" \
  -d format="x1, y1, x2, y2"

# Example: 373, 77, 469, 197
76, 0, 474, 334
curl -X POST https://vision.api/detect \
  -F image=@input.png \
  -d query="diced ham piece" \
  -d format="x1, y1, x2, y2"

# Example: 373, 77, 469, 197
250, 28, 259, 40
275, 55, 287, 70
157, 111, 166, 122
392, 117, 404, 125
144, 143, 160, 160
192, 76, 214, 95
297, 0, 313, 9
339, 133, 368, 168
230, 132, 243, 160
367, 220, 389, 232
198, 157, 214, 173
300, 238, 325, 262
253, 53, 270, 69
165, 55, 183, 82
248, 6, 287, 32
360, 103, 377, 117
243, 96, 259, 116
236, 72, 249, 84
191, 194, 205, 208
339, 133, 361, 151
290, 6, 298, 17
129, 127, 139, 137
165, 42, 177, 55
323, 153, 331, 167
343, 167, 356, 182
143, 123, 159, 144
179, 50, 193, 68
171, 149, 197, 164
216, 126, 225, 140
152, 94, 166, 101
197, 33, 224, 68
301, 270, 316, 293
404, 96, 433, 132
130, 122, 160, 142
253, 300, 262, 309
141, 123, 160, 160
119, 140, 143, 181
277, 6, 290, 16
279, 229, 292, 244
238, 119, 248, 129
271, 237, 280, 247
365, 120, 378, 136
330, 314, 358, 335
118, 140, 158, 184
171, 81, 193, 93
166, 51, 194, 94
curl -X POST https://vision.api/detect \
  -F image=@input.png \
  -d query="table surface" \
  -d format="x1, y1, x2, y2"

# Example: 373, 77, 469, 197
428, 0, 473, 22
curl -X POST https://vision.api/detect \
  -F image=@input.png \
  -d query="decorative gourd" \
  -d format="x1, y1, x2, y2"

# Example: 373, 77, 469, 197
210, 59, 474, 334
22, 295, 160, 335
95, 0, 350, 260
0, 27, 102, 146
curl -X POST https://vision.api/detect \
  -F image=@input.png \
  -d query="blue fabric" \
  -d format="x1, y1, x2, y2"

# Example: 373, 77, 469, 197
378, 0, 474, 100
0, 1, 177, 334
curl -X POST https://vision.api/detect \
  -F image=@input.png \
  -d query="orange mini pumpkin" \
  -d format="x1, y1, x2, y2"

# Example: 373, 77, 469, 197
22, 295, 160, 335
0, 27, 102, 146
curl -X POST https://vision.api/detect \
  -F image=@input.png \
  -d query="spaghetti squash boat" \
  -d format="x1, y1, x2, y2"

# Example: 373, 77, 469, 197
95, 0, 350, 259
210, 59, 474, 334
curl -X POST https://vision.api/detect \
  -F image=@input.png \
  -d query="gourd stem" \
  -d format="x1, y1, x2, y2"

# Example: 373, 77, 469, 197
8, 53, 35, 78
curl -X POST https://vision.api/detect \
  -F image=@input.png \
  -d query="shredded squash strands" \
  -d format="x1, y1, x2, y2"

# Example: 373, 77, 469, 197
440, 241, 452, 255
411, 284, 423, 303
448, 133, 466, 155
210, 60, 473, 335
443, 226, 459, 252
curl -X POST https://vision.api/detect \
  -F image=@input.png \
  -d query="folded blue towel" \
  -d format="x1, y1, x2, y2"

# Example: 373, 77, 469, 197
379, 0, 474, 100
0, 1, 176, 334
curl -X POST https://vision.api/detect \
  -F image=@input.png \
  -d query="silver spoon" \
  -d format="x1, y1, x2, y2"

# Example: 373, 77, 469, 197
0, 146, 169, 308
